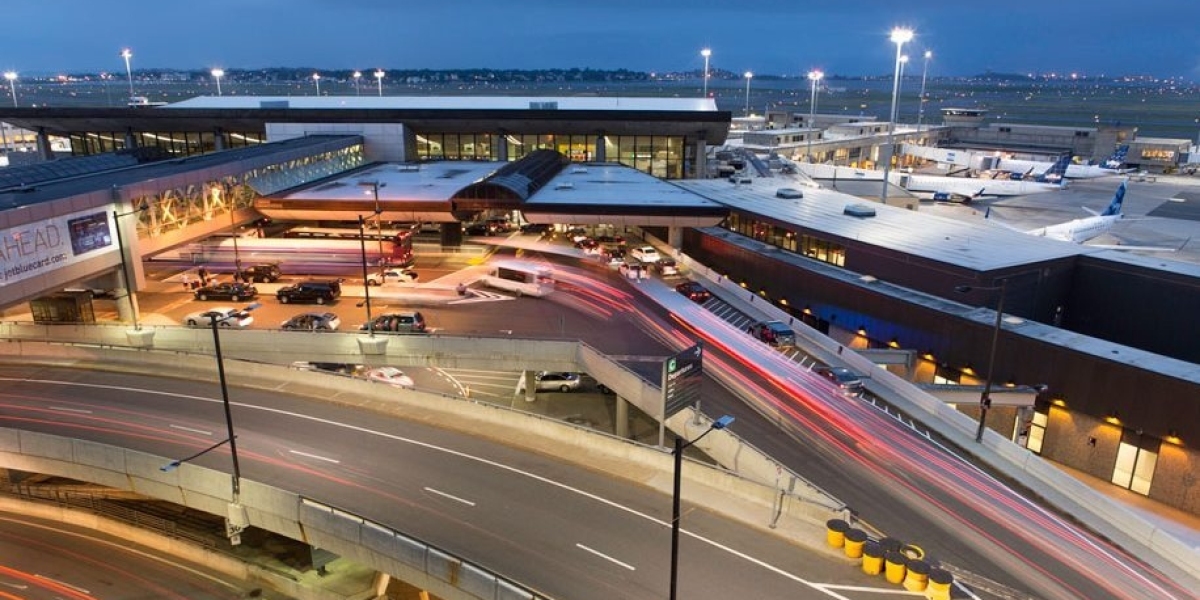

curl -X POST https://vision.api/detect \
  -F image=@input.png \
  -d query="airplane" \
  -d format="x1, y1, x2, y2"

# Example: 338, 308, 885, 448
986, 180, 1179, 251
996, 145, 1131, 180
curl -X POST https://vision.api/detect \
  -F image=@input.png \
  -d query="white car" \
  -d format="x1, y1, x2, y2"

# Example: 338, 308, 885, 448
364, 366, 415, 388
618, 260, 648, 280
630, 246, 661, 263
183, 307, 253, 328
366, 268, 419, 286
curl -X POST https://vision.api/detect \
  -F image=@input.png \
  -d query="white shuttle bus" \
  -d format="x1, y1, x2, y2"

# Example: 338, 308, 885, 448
482, 262, 555, 297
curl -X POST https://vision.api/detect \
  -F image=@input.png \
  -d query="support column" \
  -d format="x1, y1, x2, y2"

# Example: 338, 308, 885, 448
123, 128, 137, 150
213, 127, 226, 151
521, 371, 537, 403
594, 134, 606, 162
615, 395, 630, 439
440, 222, 463, 248
693, 138, 708, 179
667, 226, 683, 250
496, 134, 509, 162
35, 127, 54, 161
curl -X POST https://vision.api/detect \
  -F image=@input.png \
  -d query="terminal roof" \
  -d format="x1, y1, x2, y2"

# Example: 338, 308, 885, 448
167, 95, 720, 112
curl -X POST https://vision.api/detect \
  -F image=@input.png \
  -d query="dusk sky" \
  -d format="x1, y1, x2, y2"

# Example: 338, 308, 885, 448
10, 1, 1200, 79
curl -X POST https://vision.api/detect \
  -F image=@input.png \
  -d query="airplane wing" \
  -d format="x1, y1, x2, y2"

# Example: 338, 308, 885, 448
1083, 235, 1190, 253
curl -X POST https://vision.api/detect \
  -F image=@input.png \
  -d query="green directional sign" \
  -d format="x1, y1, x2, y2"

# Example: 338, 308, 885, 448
662, 343, 703, 418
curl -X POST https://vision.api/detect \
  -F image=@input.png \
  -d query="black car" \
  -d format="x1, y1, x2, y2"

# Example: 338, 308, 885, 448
464, 223, 492, 236
520, 223, 551, 234
237, 263, 282, 283
277, 280, 341, 305
193, 282, 258, 301
675, 281, 712, 303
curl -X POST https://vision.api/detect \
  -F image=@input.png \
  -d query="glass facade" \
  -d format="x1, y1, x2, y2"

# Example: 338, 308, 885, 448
724, 211, 846, 267
69, 130, 264, 157
416, 132, 688, 179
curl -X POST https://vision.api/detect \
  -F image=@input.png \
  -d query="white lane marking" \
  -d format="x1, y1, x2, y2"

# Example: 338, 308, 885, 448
423, 487, 476, 507
575, 543, 635, 571
0, 582, 28, 590
288, 450, 340, 464
48, 406, 92, 414
169, 424, 213, 436
2, 377, 848, 598
33, 574, 91, 595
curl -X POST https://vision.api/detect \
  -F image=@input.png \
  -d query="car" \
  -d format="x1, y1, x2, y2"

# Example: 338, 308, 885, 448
573, 238, 598, 250
656, 258, 679, 277
775, 187, 804, 199
602, 248, 626, 267
281, 312, 341, 331
183, 307, 253, 328
618, 260, 647, 280
364, 366, 415, 388
292, 361, 364, 375
675, 281, 712, 303
595, 234, 626, 246
236, 263, 282, 283
360, 311, 427, 334
366, 268, 419, 286
193, 282, 258, 302
464, 222, 492, 236
519, 371, 582, 392
520, 223, 551, 234
276, 280, 341, 305
566, 228, 590, 243
814, 366, 865, 395
629, 246, 661, 263
748, 320, 796, 347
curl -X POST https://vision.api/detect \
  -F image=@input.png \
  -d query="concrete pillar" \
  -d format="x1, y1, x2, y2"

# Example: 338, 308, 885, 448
35, 127, 54, 161
667, 226, 683, 249
594, 135, 606, 162
371, 571, 391, 598
693, 138, 708, 179
213, 127, 226, 151
124, 128, 137, 151
440, 222, 463, 247
521, 371, 537, 402
496, 134, 509, 162
615, 395, 629, 439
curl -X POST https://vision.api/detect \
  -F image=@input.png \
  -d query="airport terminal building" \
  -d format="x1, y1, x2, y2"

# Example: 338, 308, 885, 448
0, 96, 1197, 517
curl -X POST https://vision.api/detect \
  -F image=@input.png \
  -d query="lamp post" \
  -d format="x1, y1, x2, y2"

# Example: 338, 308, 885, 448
374, 69, 384, 96
359, 180, 387, 259
669, 415, 735, 600
807, 69, 824, 163
358, 215, 376, 337
112, 204, 149, 330
4, 72, 16, 107
880, 27, 913, 205
955, 280, 1008, 443
742, 71, 753, 116
211, 68, 224, 97
917, 50, 932, 132
312, 72, 321, 95
353, 70, 362, 95
700, 48, 712, 98
120, 48, 134, 98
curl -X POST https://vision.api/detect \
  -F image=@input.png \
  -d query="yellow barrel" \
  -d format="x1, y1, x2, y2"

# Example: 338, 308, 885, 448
904, 559, 930, 592
925, 567, 953, 600
860, 540, 884, 576
884, 550, 907, 584
843, 528, 868, 559
825, 519, 849, 548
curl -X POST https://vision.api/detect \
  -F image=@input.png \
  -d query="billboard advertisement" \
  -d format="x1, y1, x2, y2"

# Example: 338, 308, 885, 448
0, 207, 117, 286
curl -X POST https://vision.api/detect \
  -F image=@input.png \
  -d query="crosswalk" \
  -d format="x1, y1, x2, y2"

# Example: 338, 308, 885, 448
448, 289, 514, 304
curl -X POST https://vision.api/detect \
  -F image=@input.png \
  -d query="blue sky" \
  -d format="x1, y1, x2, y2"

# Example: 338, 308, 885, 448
8, 1, 1200, 78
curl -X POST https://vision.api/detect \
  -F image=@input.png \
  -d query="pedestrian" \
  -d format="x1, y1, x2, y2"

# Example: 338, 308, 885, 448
456, 282, 467, 296
197, 266, 209, 286
181, 273, 191, 291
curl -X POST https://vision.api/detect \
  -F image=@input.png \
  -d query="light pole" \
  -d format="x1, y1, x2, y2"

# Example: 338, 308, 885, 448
374, 69, 384, 96
807, 69, 824, 163
700, 48, 711, 98
353, 70, 362, 95
359, 180, 386, 259
880, 27, 913, 205
741, 71, 753, 116
358, 215, 376, 337
670, 415, 735, 600
112, 204, 149, 330
120, 48, 134, 98
3, 72, 16, 107
312, 72, 321, 95
211, 68, 224, 97
955, 280, 1008, 443
917, 50, 933, 132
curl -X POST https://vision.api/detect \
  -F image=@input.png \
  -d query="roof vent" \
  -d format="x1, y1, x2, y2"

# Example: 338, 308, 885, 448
843, 204, 877, 218
555, 182, 575, 190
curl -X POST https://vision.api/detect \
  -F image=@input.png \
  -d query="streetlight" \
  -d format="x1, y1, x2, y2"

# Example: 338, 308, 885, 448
880, 26, 913, 205
358, 180, 387, 259
917, 50, 933, 132
312, 72, 321, 95
353, 70, 362, 95
3, 72, 16, 107
211, 68, 224, 97
358, 215, 376, 337
112, 204, 149, 330
742, 71, 753, 116
120, 48, 134, 98
700, 48, 712, 98
955, 281, 1008, 443
669, 414, 735, 600
807, 69, 824, 163
374, 69, 385, 96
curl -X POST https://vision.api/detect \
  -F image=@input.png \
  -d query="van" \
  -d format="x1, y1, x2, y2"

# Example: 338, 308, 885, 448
276, 280, 342, 305
482, 264, 555, 297
361, 311, 427, 334
748, 320, 796, 348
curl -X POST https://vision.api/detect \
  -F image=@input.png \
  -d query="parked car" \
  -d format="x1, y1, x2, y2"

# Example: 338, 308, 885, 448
365, 366, 415, 388
520, 223, 551, 234
618, 260, 647, 280
595, 234, 626, 246
292, 361, 364, 375
629, 246, 661, 263
748, 320, 796, 347
237, 263, 282, 283
656, 258, 679, 277
464, 222, 492, 236
281, 312, 341, 331
193, 282, 258, 302
675, 281, 712, 303
361, 311, 427, 334
519, 371, 582, 393
276, 280, 341, 305
814, 366, 864, 395
366, 268, 419, 286
183, 307, 253, 328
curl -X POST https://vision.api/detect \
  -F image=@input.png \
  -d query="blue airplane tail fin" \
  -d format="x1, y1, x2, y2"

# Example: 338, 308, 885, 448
1038, 154, 1071, 183
1103, 145, 1130, 169
1101, 181, 1127, 216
